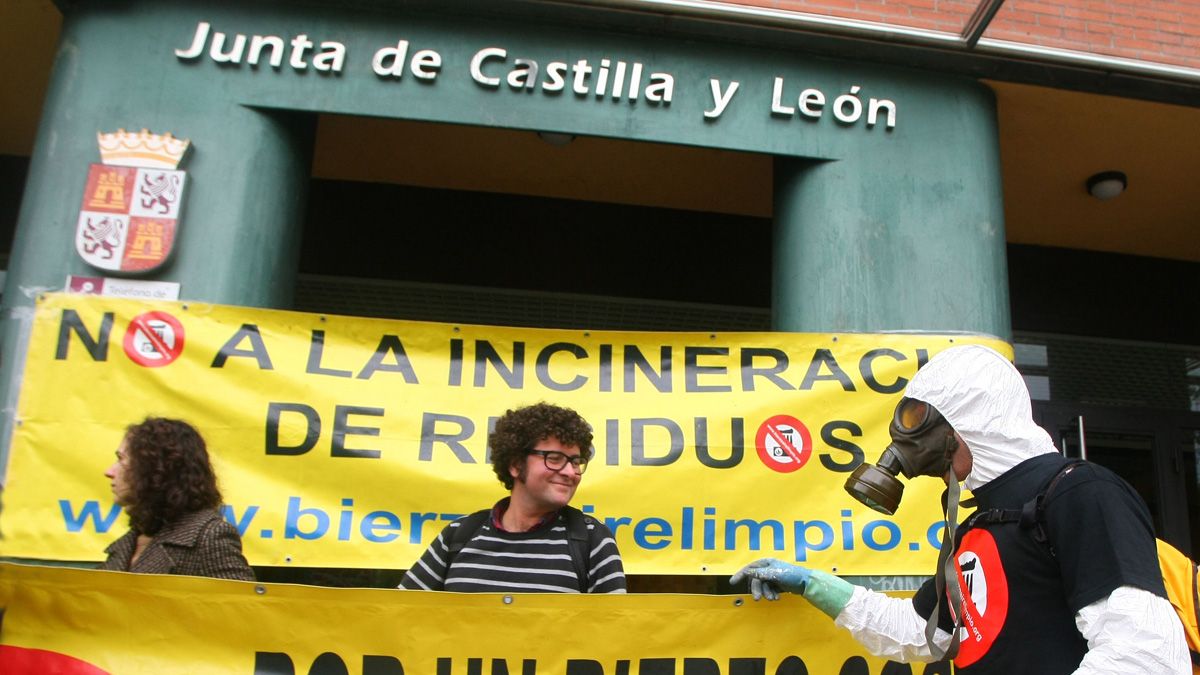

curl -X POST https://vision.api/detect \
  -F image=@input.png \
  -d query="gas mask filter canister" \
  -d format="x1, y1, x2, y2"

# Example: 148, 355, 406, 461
844, 397, 959, 515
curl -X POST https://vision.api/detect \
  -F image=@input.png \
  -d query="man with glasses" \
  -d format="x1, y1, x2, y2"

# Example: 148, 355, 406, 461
399, 402, 626, 593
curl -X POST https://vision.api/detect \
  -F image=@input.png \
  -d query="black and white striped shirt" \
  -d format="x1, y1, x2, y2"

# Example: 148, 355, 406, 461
399, 508, 626, 593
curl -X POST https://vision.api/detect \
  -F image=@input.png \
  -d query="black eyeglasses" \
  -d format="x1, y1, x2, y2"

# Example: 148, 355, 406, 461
528, 450, 588, 474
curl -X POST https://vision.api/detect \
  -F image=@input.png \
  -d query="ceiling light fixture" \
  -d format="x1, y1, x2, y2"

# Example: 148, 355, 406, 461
1086, 170, 1127, 200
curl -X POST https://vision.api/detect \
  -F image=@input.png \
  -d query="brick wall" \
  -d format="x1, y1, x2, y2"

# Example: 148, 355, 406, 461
718, 0, 1200, 70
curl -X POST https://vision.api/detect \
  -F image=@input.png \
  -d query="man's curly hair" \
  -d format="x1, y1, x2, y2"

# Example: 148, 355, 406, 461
490, 403, 594, 489
123, 417, 223, 536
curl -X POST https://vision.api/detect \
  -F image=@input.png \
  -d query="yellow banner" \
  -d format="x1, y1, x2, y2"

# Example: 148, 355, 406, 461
3, 294, 1007, 574
0, 563, 940, 674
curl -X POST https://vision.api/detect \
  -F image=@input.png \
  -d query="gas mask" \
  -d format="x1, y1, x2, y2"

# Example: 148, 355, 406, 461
844, 396, 967, 661
844, 397, 959, 515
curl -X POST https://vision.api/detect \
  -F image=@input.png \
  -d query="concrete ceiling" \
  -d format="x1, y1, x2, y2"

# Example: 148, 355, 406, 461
4, 2, 1197, 263
988, 80, 1200, 262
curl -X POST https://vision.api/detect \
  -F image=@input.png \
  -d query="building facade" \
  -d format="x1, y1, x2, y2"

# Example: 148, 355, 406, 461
1, 0, 1197, 580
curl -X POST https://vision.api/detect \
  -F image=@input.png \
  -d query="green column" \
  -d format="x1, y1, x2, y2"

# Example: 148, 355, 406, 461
0, 6, 314, 475
771, 83, 1010, 338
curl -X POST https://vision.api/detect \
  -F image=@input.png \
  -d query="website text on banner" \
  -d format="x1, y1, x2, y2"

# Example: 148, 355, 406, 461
0, 563, 940, 675
3, 294, 1010, 574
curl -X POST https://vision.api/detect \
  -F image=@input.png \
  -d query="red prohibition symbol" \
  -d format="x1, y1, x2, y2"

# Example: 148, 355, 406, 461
755, 414, 813, 473
123, 311, 185, 367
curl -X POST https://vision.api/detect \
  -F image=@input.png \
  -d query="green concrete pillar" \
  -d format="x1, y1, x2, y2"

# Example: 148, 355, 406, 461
771, 86, 1010, 338
0, 5, 314, 476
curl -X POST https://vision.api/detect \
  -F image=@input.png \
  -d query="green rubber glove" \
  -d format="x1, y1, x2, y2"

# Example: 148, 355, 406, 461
730, 558, 811, 600
730, 558, 854, 618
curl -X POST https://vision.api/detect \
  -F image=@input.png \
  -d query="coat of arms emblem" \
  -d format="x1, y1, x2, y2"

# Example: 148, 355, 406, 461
75, 129, 190, 273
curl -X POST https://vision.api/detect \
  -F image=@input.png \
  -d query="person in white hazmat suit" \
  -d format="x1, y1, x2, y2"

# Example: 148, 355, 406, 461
732, 344, 1189, 674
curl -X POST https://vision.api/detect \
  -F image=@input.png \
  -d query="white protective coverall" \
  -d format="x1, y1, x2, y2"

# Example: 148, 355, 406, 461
832, 344, 1189, 674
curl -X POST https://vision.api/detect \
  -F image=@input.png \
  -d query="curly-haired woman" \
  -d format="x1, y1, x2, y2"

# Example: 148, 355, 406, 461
101, 417, 253, 581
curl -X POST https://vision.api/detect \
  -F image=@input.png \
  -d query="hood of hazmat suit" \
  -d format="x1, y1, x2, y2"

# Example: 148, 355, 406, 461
904, 344, 1058, 491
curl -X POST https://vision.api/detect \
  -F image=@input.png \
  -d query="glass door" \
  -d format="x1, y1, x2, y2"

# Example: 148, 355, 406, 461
1033, 403, 1198, 559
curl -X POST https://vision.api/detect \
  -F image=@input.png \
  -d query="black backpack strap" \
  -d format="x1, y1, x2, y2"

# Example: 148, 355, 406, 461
960, 460, 1087, 545
963, 507, 1023, 530
561, 505, 592, 592
445, 509, 491, 563
1025, 459, 1086, 547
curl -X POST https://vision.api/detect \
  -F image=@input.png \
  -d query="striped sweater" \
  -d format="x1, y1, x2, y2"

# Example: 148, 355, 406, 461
399, 510, 626, 593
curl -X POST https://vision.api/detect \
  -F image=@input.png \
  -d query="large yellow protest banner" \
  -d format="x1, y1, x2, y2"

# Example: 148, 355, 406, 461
0, 563, 950, 675
2, 294, 1008, 574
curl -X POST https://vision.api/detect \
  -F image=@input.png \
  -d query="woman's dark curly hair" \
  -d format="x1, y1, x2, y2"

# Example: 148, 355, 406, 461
490, 403, 594, 489
123, 417, 223, 536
